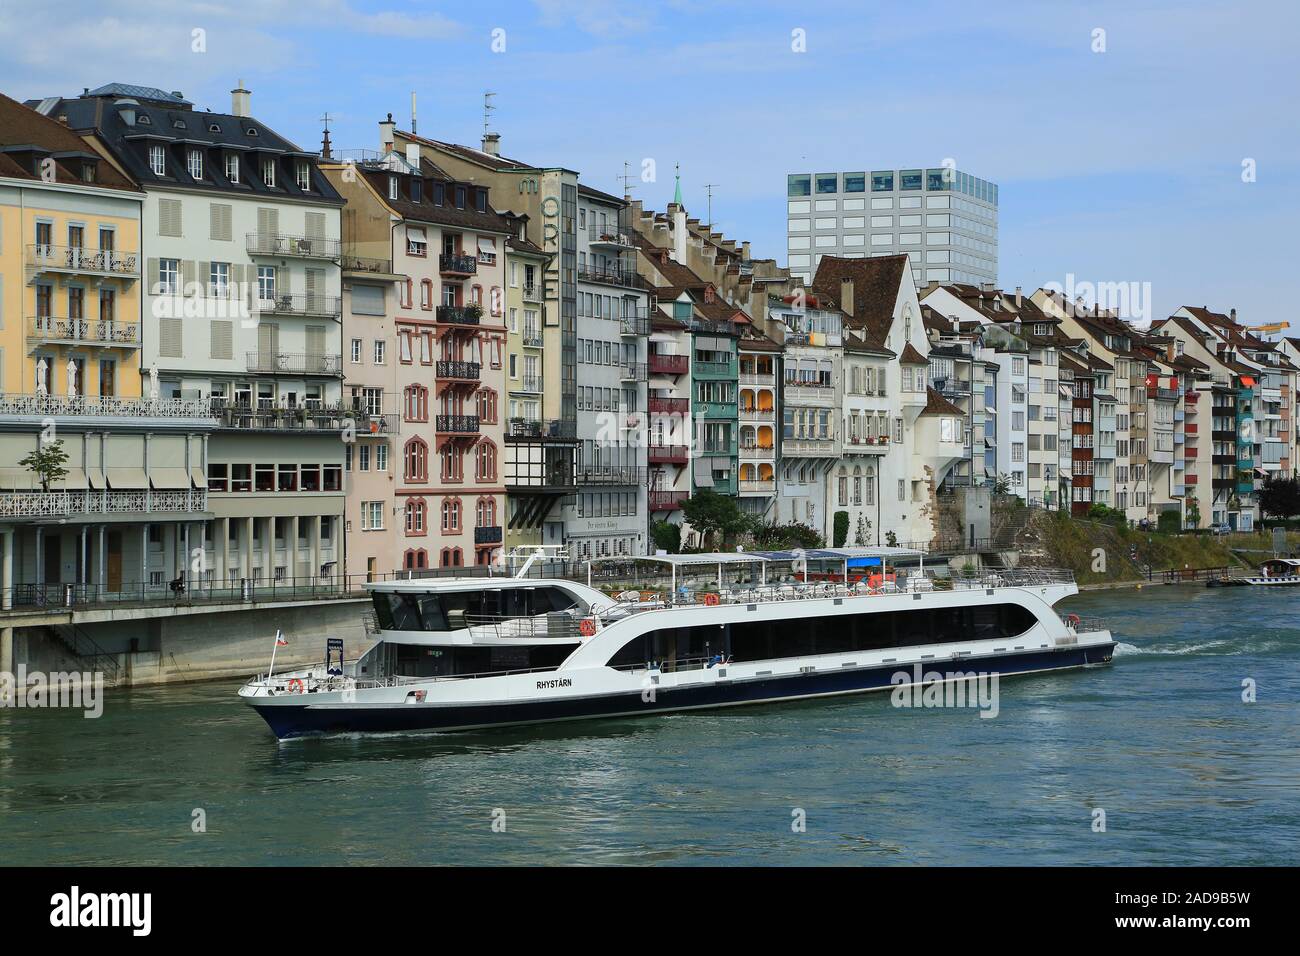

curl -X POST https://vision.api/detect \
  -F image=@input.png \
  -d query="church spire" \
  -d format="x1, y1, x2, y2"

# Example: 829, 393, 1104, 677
673, 162, 683, 206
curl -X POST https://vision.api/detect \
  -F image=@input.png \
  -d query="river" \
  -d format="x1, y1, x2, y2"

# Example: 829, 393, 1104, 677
1, 584, 1296, 865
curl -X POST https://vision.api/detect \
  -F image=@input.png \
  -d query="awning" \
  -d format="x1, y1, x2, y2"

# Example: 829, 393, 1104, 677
692, 460, 714, 486
150, 467, 191, 489
86, 466, 105, 489
189, 465, 207, 488
477, 236, 496, 252
58, 468, 89, 490
106, 467, 148, 488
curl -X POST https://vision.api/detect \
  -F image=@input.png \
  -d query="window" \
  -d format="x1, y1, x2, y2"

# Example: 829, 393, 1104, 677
261, 158, 276, 187
158, 258, 179, 295
815, 173, 838, 194
149, 145, 166, 176
373, 340, 386, 365
476, 442, 497, 481
225, 153, 240, 183
187, 149, 203, 180
405, 499, 427, 535
296, 162, 311, 191
404, 384, 428, 422
407, 226, 427, 257
257, 265, 275, 301
404, 438, 428, 482
362, 501, 384, 530
441, 499, 462, 533
787, 174, 811, 197
351, 338, 362, 363
843, 172, 866, 193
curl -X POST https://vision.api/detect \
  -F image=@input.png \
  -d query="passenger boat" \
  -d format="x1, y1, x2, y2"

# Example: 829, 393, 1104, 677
1242, 558, 1300, 586
239, 547, 1115, 739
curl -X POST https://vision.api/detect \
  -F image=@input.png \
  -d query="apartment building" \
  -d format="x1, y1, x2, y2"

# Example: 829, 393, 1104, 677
737, 328, 781, 518
32, 82, 348, 588
644, 305, 692, 521
1, 91, 218, 608
323, 124, 513, 571
787, 168, 998, 288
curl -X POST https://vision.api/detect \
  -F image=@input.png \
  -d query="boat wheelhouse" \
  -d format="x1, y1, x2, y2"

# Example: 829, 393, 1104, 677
239, 547, 1115, 739
1243, 558, 1300, 586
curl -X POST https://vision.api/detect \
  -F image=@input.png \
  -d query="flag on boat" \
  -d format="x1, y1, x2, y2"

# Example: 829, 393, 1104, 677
275, 631, 288, 647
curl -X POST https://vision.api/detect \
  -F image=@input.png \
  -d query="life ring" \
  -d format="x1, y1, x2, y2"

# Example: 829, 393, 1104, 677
1065, 613, 1080, 628
703, 592, 720, 606
579, 618, 597, 637
287, 678, 305, 694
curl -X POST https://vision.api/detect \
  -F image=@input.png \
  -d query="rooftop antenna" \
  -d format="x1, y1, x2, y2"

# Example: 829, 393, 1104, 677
619, 161, 636, 200
703, 183, 718, 228
410, 91, 417, 135
483, 91, 496, 140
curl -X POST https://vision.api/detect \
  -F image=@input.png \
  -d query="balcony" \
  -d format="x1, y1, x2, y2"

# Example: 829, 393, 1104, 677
576, 464, 645, 485
739, 444, 776, 460
578, 265, 645, 290
619, 313, 651, 337
783, 438, 838, 457
587, 225, 635, 248
649, 490, 688, 511
26, 244, 139, 281
649, 444, 689, 464
435, 305, 482, 326
27, 315, 140, 349
212, 401, 361, 433
474, 525, 503, 545
739, 371, 776, 385
0, 393, 213, 421
436, 360, 481, 383
523, 283, 542, 302
694, 359, 738, 379
649, 397, 689, 415
512, 376, 543, 394
257, 294, 342, 319
739, 478, 776, 494
341, 254, 395, 276
844, 436, 889, 455
506, 418, 577, 441
246, 233, 341, 261
436, 415, 480, 435
0, 488, 208, 518
439, 253, 478, 277
739, 406, 776, 422
521, 330, 543, 348
649, 353, 689, 376
620, 362, 648, 383
245, 352, 343, 376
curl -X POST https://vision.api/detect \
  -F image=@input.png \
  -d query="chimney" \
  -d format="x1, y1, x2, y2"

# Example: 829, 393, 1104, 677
379, 113, 396, 153
981, 281, 994, 293
1230, 307, 1237, 324
1014, 285, 1022, 307
231, 79, 250, 118
482, 132, 500, 156
742, 240, 751, 259
840, 277, 855, 317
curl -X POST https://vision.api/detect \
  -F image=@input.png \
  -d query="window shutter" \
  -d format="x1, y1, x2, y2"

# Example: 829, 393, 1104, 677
209, 203, 232, 241
147, 257, 160, 291
197, 261, 209, 293
181, 259, 196, 292
257, 207, 278, 237
306, 325, 325, 358
159, 317, 183, 357
305, 211, 325, 239
210, 320, 233, 360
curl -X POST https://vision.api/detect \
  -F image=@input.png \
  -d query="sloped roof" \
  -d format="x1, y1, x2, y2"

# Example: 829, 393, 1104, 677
811, 255, 908, 344
922, 387, 965, 417
0, 92, 139, 192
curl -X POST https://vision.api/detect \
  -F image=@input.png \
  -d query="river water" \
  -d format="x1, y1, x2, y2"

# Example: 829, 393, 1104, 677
1, 584, 1296, 866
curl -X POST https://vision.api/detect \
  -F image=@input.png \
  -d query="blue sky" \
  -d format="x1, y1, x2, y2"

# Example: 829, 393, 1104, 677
3, 0, 1296, 326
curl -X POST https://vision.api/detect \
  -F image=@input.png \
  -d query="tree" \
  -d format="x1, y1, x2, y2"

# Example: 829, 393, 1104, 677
854, 515, 871, 546
750, 521, 824, 550
1185, 496, 1202, 530
680, 489, 750, 549
833, 511, 849, 547
885, 530, 898, 547
991, 473, 1013, 496
20, 440, 69, 493
1258, 475, 1300, 522
650, 520, 681, 554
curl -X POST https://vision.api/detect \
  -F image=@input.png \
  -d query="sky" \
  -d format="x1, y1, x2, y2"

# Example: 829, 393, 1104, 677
2, 0, 1296, 327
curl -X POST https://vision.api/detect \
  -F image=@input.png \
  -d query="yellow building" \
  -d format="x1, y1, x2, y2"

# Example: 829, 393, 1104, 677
0, 92, 144, 400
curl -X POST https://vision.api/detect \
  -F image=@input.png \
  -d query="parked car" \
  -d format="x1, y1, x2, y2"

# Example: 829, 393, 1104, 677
1208, 523, 1232, 536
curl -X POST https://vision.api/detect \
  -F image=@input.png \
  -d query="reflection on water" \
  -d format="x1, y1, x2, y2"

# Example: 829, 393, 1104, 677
0, 585, 1297, 865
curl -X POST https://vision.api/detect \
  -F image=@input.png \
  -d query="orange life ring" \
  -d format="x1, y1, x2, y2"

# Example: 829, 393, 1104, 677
287, 678, 305, 694
703, 592, 720, 606
579, 618, 597, 637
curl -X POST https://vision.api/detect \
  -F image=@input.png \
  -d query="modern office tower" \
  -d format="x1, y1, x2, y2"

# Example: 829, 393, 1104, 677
786, 168, 998, 289
31, 82, 347, 591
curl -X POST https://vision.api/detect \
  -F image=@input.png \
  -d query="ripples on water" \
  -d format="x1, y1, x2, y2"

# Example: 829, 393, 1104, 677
0, 585, 1296, 866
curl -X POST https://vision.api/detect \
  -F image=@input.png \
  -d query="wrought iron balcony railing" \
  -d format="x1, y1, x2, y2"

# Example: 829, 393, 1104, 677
650, 353, 689, 376
341, 254, 395, 275
26, 244, 140, 279
436, 360, 481, 382
506, 418, 577, 440
28, 315, 140, 347
436, 414, 480, 434
436, 305, 482, 326
474, 525, 503, 545
0, 393, 214, 419
439, 253, 478, 276
577, 265, 645, 290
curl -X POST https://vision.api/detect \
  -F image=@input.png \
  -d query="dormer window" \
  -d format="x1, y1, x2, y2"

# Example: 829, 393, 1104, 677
225, 152, 240, 184
455, 186, 466, 209
137, 113, 151, 125
432, 182, 444, 205
246, 126, 259, 136
81, 161, 96, 184
296, 161, 311, 191
388, 175, 398, 201
261, 157, 275, 187
148, 144, 166, 176
187, 148, 203, 180
411, 178, 422, 202
208, 123, 221, 133
475, 188, 487, 212
172, 118, 186, 129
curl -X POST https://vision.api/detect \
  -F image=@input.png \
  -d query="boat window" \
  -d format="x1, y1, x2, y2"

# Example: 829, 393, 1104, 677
607, 603, 1039, 670
377, 593, 423, 632
417, 595, 447, 631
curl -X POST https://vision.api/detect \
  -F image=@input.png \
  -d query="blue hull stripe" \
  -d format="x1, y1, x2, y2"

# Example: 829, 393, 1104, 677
252, 644, 1115, 739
